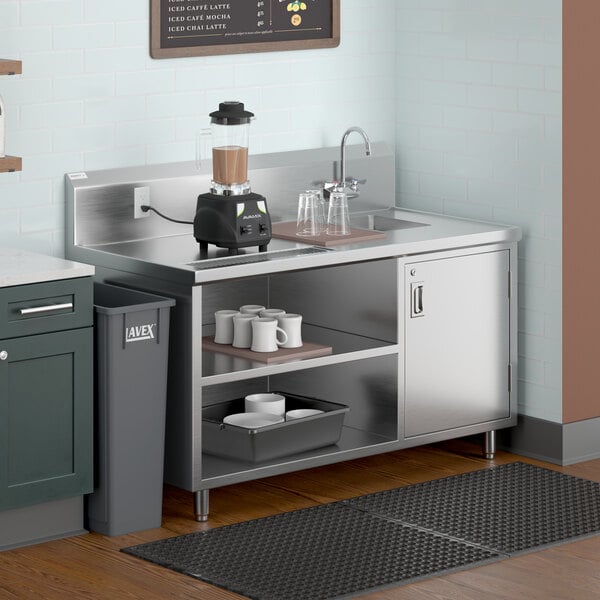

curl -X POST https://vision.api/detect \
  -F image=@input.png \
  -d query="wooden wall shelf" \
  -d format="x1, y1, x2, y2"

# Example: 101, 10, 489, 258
0, 156, 22, 173
0, 60, 23, 173
0, 60, 22, 76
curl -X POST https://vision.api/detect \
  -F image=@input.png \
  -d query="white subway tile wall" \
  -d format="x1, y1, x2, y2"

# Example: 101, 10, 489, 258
396, 0, 562, 423
0, 0, 563, 423
0, 0, 396, 254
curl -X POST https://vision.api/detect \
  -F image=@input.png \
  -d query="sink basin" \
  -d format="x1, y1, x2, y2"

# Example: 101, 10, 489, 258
351, 214, 429, 232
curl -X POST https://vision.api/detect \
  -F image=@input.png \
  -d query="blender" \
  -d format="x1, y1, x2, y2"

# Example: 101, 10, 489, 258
193, 102, 271, 254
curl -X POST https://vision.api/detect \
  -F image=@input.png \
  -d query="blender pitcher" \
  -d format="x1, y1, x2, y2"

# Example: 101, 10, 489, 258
209, 101, 254, 196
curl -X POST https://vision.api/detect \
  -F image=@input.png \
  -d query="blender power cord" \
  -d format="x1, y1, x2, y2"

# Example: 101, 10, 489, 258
140, 205, 194, 225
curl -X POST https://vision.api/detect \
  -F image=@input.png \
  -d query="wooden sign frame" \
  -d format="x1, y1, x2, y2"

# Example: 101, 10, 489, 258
150, 0, 340, 59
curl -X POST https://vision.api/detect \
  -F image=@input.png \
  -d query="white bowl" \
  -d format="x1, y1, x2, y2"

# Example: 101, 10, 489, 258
223, 412, 284, 429
244, 393, 286, 416
285, 409, 324, 421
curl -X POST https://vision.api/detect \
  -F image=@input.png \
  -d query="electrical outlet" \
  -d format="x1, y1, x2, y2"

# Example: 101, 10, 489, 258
134, 186, 150, 219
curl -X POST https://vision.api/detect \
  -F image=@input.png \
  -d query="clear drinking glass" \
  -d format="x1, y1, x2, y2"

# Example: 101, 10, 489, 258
326, 191, 350, 236
296, 192, 321, 237
305, 189, 326, 232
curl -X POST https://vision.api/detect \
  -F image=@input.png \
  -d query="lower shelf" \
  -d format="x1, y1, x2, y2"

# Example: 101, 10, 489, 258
201, 324, 398, 384
201, 425, 397, 487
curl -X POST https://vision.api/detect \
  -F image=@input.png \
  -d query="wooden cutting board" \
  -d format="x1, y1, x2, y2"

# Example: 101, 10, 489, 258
271, 221, 386, 247
203, 336, 333, 364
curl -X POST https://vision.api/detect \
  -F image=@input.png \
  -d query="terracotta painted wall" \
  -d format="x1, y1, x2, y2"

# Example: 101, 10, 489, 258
563, 0, 600, 423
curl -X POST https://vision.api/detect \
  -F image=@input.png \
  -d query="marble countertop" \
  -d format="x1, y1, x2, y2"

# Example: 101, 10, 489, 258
0, 247, 95, 288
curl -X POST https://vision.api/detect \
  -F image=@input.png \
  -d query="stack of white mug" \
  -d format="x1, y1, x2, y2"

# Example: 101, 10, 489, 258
214, 304, 303, 353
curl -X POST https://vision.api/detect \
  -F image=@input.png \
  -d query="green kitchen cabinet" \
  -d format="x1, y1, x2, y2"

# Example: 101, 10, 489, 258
0, 277, 93, 512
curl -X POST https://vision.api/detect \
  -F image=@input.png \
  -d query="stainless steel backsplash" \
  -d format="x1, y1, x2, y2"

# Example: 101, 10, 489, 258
66, 142, 395, 249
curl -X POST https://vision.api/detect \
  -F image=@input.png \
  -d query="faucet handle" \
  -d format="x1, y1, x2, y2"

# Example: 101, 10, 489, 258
345, 177, 367, 192
311, 179, 365, 198
311, 180, 342, 199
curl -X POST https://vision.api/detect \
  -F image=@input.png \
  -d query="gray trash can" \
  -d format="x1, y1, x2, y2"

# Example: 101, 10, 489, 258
86, 283, 175, 536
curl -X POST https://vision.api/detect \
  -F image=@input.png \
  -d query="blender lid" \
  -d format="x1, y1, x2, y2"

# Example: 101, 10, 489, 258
209, 101, 254, 125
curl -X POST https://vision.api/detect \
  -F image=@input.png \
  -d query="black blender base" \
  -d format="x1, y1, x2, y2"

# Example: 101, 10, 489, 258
196, 242, 267, 256
194, 192, 271, 257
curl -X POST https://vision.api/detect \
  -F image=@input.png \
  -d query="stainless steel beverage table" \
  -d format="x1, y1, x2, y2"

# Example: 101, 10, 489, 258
65, 146, 520, 521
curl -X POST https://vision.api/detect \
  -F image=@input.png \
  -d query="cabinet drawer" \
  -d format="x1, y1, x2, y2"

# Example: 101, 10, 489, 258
0, 277, 93, 339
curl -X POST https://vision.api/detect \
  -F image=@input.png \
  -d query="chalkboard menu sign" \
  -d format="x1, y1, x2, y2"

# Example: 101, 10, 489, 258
150, 0, 340, 58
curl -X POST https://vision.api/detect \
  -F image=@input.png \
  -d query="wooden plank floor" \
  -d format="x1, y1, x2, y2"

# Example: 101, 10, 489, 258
1, 439, 599, 599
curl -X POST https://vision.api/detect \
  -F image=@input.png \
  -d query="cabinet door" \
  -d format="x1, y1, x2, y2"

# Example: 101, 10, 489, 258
0, 328, 92, 510
404, 250, 510, 438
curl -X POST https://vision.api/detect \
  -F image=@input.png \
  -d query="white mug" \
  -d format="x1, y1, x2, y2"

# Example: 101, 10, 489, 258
214, 310, 240, 344
245, 393, 286, 416
260, 308, 286, 319
240, 304, 266, 316
232, 313, 258, 348
251, 318, 288, 352
277, 313, 303, 348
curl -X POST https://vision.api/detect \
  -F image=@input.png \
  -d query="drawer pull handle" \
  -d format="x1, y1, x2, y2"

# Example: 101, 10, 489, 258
410, 282, 425, 318
20, 302, 73, 316
0, 351, 7, 361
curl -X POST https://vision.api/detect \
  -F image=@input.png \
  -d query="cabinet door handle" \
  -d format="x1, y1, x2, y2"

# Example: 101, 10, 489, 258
19, 302, 73, 316
411, 283, 424, 318
0, 350, 7, 361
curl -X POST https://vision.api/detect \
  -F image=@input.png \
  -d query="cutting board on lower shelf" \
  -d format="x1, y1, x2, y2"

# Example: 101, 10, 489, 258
202, 336, 333, 363
271, 221, 386, 246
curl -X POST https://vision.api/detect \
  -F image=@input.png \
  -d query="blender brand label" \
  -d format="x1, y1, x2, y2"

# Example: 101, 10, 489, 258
125, 324, 156, 343
157, 0, 335, 50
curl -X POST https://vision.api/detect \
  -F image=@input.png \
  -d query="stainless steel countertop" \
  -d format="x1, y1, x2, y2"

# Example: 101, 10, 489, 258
74, 207, 521, 285
0, 247, 95, 288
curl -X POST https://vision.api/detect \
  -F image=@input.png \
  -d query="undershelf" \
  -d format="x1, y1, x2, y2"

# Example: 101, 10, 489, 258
0, 156, 22, 173
201, 426, 398, 487
201, 325, 398, 385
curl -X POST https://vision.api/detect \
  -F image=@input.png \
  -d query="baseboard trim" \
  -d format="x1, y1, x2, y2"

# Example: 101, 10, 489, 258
0, 496, 85, 551
563, 416, 600, 465
498, 414, 600, 466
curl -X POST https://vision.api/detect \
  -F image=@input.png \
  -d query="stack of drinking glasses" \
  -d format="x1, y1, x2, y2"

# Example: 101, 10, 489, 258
296, 189, 350, 237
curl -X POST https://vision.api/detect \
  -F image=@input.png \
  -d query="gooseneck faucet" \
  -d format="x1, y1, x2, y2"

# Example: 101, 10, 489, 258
315, 126, 372, 197
339, 126, 371, 192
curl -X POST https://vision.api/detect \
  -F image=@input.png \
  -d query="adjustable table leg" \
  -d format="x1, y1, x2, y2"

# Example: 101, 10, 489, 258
195, 490, 209, 522
484, 430, 496, 460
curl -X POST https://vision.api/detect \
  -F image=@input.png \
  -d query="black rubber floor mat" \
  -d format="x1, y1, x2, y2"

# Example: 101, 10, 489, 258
123, 463, 600, 599
123, 502, 500, 600
345, 462, 600, 554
